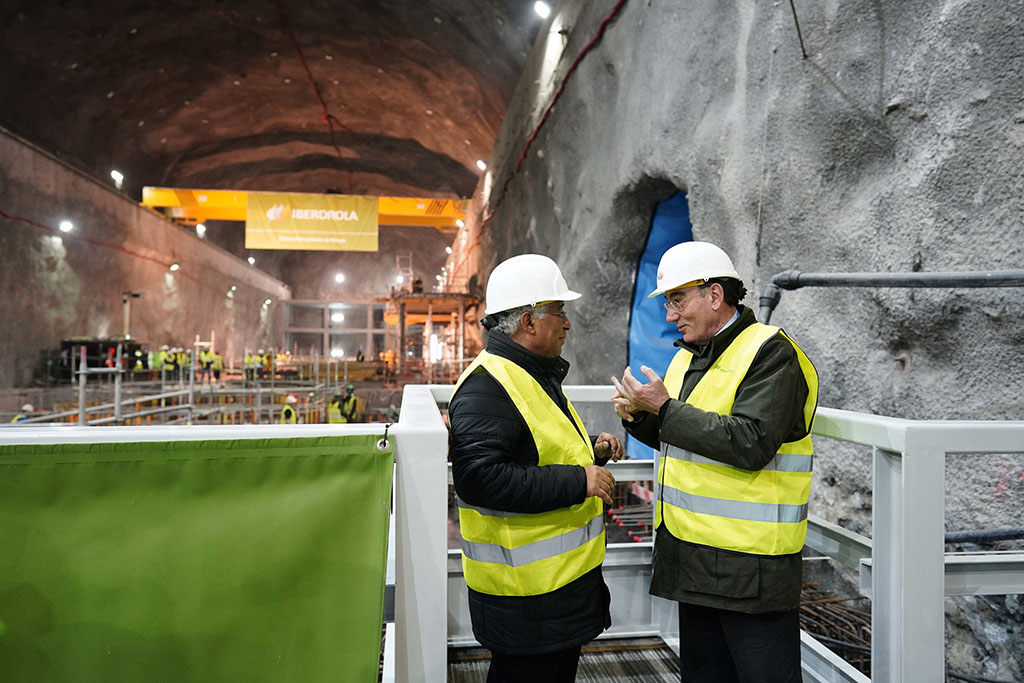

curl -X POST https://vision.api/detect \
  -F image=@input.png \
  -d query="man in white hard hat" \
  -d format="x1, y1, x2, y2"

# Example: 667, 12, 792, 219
10, 404, 34, 423
611, 241, 818, 683
280, 393, 299, 424
449, 253, 623, 682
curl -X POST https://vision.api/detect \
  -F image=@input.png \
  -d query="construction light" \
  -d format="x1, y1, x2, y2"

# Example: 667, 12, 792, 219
445, 246, 453, 254
59, 220, 74, 233
455, 219, 464, 228
396, 275, 405, 284
195, 223, 206, 237
169, 263, 180, 272
534, 1, 551, 19
264, 298, 272, 305
248, 256, 256, 265
476, 160, 487, 171
110, 170, 124, 189
435, 274, 443, 281
330, 348, 344, 358
334, 272, 345, 284
230, 285, 237, 291
331, 312, 345, 323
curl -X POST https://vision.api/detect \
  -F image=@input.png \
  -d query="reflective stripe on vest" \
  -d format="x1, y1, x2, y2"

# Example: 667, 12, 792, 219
280, 406, 296, 424
452, 350, 605, 596
657, 323, 818, 555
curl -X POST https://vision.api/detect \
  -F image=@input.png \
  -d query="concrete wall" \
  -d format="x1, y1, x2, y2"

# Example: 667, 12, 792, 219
448, 0, 1024, 675
0, 127, 291, 390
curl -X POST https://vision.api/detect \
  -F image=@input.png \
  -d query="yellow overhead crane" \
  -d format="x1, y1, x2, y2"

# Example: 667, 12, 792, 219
141, 187, 466, 233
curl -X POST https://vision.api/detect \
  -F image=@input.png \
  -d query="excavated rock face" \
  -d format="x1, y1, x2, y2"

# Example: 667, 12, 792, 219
0, 0, 539, 291
451, 0, 1024, 677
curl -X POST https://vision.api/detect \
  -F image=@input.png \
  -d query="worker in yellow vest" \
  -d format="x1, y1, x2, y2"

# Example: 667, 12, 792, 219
199, 348, 212, 383
211, 350, 223, 386
280, 393, 299, 424
448, 254, 623, 681
10, 403, 34, 423
611, 241, 818, 682
243, 350, 255, 385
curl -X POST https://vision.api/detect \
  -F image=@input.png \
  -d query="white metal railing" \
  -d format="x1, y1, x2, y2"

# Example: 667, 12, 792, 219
3, 388, 1021, 682
403, 385, 1024, 683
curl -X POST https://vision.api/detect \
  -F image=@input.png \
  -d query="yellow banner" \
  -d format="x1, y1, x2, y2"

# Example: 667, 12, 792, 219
245, 192, 379, 251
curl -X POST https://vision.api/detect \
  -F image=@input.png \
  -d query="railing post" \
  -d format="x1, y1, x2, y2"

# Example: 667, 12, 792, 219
114, 343, 123, 424
77, 346, 88, 425
871, 433, 945, 682
394, 386, 448, 682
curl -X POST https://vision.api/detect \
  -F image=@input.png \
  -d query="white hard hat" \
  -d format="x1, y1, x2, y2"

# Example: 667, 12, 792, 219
285, 394, 298, 404
484, 254, 581, 315
21, 403, 34, 412
648, 241, 741, 298
161, 344, 168, 350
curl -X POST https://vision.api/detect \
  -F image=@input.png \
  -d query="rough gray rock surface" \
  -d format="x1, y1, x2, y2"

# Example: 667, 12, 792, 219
448, 0, 1024, 675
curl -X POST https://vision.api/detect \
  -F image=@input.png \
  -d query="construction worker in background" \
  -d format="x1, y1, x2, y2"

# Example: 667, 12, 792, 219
257, 349, 267, 380
155, 344, 168, 372
327, 391, 344, 424
356, 348, 365, 362
199, 348, 212, 383
280, 393, 299, 424
340, 384, 359, 422
243, 349, 256, 385
176, 348, 188, 382
448, 254, 623, 682
10, 404, 34, 423
211, 350, 223, 386
611, 242, 818, 683
164, 347, 177, 380
263, 350, 273, 379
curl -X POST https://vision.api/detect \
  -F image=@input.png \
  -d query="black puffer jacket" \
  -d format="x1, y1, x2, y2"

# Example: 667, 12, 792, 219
449, 330, 611, 655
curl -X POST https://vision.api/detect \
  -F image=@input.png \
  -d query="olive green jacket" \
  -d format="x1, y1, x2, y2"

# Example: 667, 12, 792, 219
625, 306, 812, 613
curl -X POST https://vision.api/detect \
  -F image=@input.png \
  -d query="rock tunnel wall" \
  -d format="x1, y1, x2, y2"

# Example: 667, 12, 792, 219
449, 0, 1024, 674
0, 127, 290, 390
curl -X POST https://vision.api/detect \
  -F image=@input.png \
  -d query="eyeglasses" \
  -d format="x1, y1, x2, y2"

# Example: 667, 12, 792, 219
663, 289, 703, 312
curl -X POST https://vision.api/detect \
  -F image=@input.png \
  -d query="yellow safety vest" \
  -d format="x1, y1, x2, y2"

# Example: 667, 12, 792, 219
453, 351, 605, 596
10, 414, 27, 423
327, 401, 344, 424
212, 354, 223, 370
280, 405, 297, 424
657, 323, 818, 556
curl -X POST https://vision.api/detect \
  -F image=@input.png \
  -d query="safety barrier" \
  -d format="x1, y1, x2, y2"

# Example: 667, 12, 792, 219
405, 384, 1024, 683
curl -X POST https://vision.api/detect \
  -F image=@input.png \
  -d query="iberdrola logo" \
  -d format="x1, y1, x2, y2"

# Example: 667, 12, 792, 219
266, 203, 287, 221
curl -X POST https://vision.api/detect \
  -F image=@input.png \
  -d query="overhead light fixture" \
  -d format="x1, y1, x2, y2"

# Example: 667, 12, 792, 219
334, 272, 345, 284
396, 275, 405, 284
534, 1, 551, 19
330, 348, 344, 358
476, 160, 487, 171
435, 274, 443, 281
169, 263, 180, 272
230, 285, 237, 291
264, 298, 272, 305
59, 220, 74, 233
445, 246, 453, 254
247, 256, 256, 265
110, 170, 124, 189
331, 312, 345, 323
455, 219, 465, 228
195, 223, 206, 237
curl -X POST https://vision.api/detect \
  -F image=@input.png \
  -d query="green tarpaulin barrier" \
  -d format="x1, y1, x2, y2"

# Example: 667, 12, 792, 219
0, 434, 394, 682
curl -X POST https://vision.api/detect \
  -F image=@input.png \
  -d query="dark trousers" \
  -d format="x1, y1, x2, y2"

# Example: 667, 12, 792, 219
678, 602, 801, 683
486, 646, 582, 683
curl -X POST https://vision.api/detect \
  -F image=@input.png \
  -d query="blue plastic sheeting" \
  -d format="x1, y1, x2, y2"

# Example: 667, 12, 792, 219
625, 191, 692, 459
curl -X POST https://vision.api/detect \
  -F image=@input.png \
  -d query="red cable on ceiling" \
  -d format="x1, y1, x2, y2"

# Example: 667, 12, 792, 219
277, 0, 355, 193
451, 0, 629, 280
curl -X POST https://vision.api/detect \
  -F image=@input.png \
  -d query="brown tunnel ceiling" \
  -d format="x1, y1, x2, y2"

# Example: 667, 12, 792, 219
0, 0, 541, 295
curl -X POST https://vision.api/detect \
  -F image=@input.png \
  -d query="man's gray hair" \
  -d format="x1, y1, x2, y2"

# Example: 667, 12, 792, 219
493, 305, 549, 336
